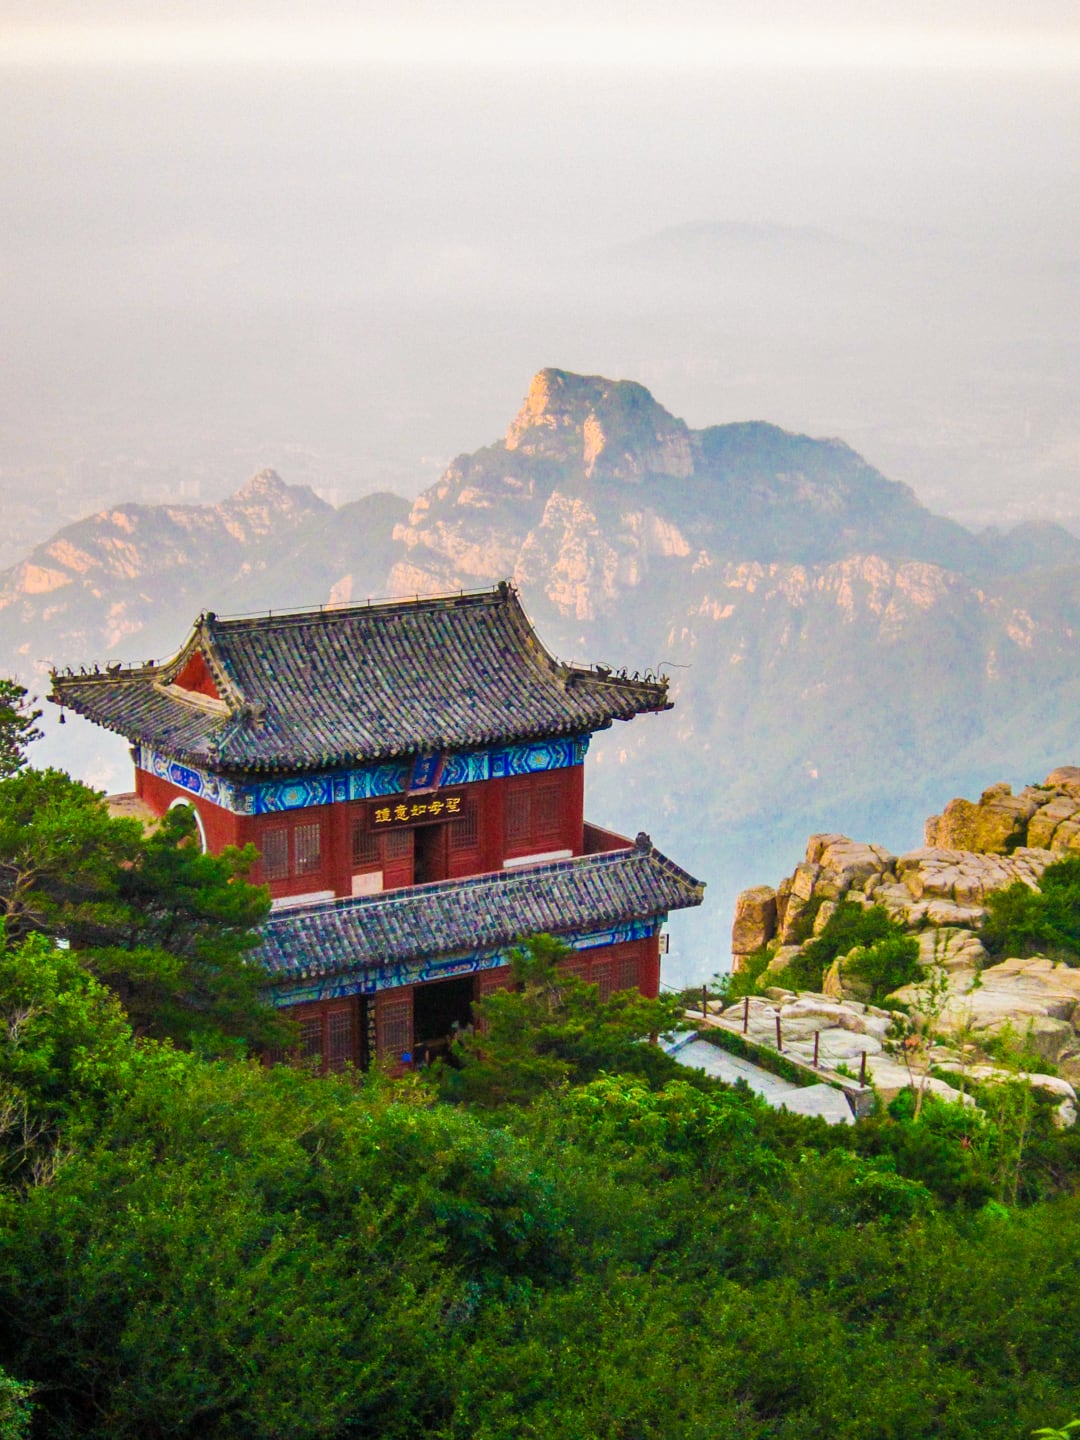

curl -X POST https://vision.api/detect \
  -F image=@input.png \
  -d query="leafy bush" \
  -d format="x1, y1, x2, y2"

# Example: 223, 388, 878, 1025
785, 902, 902, 992
843, 932, 921, 1003
983, 856, 1080, 963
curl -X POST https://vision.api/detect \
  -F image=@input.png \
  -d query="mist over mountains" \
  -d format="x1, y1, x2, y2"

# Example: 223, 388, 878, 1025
7, 368, 1080, 982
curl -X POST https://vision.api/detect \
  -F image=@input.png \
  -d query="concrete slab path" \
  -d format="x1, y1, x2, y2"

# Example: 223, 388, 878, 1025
672, 1039, 855, 1125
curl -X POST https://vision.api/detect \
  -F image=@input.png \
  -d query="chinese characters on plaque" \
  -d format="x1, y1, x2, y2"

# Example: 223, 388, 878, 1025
371, 791, 465, 829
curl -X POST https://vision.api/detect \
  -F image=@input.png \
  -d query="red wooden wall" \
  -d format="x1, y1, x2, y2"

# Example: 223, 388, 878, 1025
137, 762, 604, 904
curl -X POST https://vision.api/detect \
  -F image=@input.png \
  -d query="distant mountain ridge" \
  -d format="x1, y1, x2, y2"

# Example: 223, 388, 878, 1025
6, 368, 1080, 982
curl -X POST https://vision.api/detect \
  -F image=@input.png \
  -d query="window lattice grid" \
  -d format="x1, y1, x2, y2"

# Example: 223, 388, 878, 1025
262, 828, 289, 881
536, 783, 563, 837
297, 1016, 323, 1062
505, 788, 531, 843
352, 821, 380, 867
295, 822, 322, 875
593, 962, 614, 1001
326, 1008, 355, 1072
616, 955, 641, 992
378, 999, 412, 1060
385, 829, 413, 860
449, 806, 480, 852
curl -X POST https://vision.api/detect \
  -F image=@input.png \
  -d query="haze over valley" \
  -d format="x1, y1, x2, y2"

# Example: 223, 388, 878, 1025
3, 4, 1079, 565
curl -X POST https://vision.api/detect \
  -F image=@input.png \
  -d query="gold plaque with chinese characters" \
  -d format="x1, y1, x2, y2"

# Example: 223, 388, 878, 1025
369, 791, 466, 829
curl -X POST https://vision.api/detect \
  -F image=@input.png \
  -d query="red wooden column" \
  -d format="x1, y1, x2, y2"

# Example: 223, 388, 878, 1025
480, 776, 505, 873
328, 799, 352, 897
566, 762, 585, 855
640, 933, 661, 999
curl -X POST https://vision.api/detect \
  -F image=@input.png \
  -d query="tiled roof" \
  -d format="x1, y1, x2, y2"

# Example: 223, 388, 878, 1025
49, 584, 670, 774
256, 834, 704, 981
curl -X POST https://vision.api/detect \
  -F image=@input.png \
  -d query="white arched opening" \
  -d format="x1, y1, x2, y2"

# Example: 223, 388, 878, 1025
167, 797, 207, 853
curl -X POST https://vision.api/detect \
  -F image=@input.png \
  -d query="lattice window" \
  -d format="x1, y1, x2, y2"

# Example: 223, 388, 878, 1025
593, 961, 614, 1001
505, 788, 531, 843
449, 805, 479, 852
378, 998, 413, 1062
326, 1008, 355, 1072
536, 782, 562, 838
295, 822, 322, 875
263, 828, 289, 880
352, 821, 380, 867
616, 954, 641, 992
386, 829, 412, 860
297, 1015, 323, 1063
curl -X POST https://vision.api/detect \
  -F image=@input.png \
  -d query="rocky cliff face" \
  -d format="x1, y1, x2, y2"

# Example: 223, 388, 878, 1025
388, 366, 982, 622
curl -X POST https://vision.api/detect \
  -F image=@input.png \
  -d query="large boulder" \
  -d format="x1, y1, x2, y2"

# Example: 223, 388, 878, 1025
926, 785, 1039, 854
1027, 795, 1080, 850
731, 885, 778, 963
897, 847, 1054, 905
916, 926, 988, 974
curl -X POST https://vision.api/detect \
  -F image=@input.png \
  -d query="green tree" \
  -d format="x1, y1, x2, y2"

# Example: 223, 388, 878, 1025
0, 769, 284, 1053
0, 683, 41, 781
442, 933, 683, 1107
0, 1369, 32, 1440
983, 856, 1080, 963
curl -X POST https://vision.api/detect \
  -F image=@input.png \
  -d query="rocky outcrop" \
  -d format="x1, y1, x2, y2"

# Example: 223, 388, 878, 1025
731, 885, 777, 963
925, 777, 1080, 857
728, 766, 1080, 1108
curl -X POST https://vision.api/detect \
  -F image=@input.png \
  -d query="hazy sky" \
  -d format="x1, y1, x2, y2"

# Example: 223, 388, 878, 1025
2, 1, 1078, 535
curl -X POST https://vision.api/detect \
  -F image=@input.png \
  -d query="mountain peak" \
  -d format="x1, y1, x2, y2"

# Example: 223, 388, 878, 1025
231, 468, 291, 503
505, 369, 695, 481
227, 468, 331, 519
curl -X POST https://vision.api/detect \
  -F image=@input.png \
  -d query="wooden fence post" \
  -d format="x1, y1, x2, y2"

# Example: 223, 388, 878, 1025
743, 997, 749, 1034
813, 1031, 820, 1068
775, 1014, 782, 1052
859, 1050, 867, 1085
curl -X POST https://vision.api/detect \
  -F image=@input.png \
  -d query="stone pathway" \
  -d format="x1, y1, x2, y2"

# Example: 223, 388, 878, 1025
671, 1038, 854, 1125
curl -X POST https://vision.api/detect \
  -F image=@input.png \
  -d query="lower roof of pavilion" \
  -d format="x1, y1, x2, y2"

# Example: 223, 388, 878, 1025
257, 833, 704, 993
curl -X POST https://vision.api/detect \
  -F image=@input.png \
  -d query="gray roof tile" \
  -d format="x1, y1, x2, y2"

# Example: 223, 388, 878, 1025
257, 834, 704, 981
50, 584, 670, 773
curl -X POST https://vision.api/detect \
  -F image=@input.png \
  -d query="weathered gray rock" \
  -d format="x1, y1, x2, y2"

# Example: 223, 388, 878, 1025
1045, 766, 1080, 793
821, 958, 843, 1000
897, 846, 1054, 905
1028, 795, 1080, 850
925, 786, 1038, 854
924, 898, 987, 927
779, 998, 889, 1040
805, 833, 847, 865
916, 927, 988, 972
731, 885, 778, 959
935, 1061, 1077, 1103
816, 837, 897, 888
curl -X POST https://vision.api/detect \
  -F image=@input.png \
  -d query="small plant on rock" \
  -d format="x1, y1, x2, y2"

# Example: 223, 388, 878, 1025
885, 961, 951, 1120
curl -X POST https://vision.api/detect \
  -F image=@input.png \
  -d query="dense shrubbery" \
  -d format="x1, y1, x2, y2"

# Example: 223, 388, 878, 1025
0, 708, 1077, 1438
0, 929, 1079, 1437
784, 901, 910, 995
842, 929, 921, 1001
983, 855, 1080, 963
